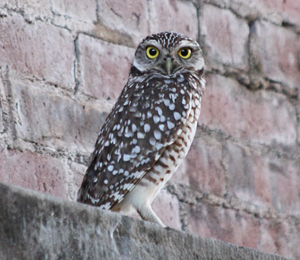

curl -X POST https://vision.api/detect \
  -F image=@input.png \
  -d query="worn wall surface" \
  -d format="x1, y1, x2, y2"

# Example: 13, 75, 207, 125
0, 0, 299, 259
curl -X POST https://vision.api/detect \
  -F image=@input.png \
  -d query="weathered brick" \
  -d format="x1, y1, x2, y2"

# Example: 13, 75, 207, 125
170, 160, 189, 185
10, 80, 108, 153
148, 0, 198, 40
250, 21, 300, 90
0, 149, 69, 198
259, 218, 294, 259
200, 4, 249, 71
152, 189, 181, 229
294, 222, 300, 259
0, 0, 52, 21
226, 142, 300, 214
77, 34, 134, 100
68, 161, 87, 201
187, 202, 262, 250
172, 136, 226, 196
249, 0, 300, 25
96, 0, 149, 46
0, 13, 75, 89
0, 78, 4, 133
225, 143, 272, 209
51, 0, 97, 23
269, 158, 300, 214
201, 74, 297, 145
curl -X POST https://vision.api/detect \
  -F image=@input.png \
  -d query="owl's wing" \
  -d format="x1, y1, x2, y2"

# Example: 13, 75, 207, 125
77, 76, 193, 209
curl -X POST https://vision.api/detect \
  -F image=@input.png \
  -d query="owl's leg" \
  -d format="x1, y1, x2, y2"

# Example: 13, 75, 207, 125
136, 203, 165, 227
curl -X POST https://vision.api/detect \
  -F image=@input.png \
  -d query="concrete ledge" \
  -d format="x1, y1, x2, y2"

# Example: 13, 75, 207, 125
0, 182, 291, 260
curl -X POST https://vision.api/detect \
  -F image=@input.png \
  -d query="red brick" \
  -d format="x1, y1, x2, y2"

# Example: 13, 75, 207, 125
0, 13, 74, 89
77, 34, 134, 100
10, 80, 108, 153
252, 21, 300, 90
0, 149, 68, 198
187, 202, 261, 250
172, 137, 226, 196
201, 74, 297, 145
152, 189, 181, 229
200, 4, 249, 71
148, 0, 198, 40
51, 0, 97, 23
97, 0, 149, 46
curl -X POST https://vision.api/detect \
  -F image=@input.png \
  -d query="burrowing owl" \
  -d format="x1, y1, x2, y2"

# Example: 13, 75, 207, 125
77, 31, 205, 227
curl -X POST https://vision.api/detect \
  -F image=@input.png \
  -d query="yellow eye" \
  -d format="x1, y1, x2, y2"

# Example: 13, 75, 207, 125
146, 46, 159, 59
178, 48, 192, 59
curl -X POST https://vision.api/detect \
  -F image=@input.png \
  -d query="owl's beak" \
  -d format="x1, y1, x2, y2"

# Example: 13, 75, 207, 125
165, 58, 173, 76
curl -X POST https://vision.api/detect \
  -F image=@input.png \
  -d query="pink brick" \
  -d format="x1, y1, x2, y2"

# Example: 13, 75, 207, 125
0, 13, 74, 89
200, 4, 249, 71
250, 0, 300, 25
148, 0, 198, 40
226, 142, 300, 215
226, 143, 273, 209
0, 0, 52, 21
10, 80, 107, 153
51, 0, 97, 23
259, 218, 294, 259
68, 162, 87, 201
201, 74, 297, 145
294, 223, 300, 259
170, 160, 189, 185
269, 158, 300, 214
152, 189, 181, 229
172, 137, 226, 196
252, 21, 300, 90
187, 202, 262, 250
0, 78, 4, 133
0, 149, 68, 198
77, 34, 134, 100
97, 0, 149, 46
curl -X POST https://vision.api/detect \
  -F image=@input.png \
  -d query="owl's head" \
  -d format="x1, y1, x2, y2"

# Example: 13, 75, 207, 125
132, 31, 204, 77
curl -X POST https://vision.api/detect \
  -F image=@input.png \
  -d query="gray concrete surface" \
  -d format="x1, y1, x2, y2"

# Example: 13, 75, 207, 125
0, 182, 292, 260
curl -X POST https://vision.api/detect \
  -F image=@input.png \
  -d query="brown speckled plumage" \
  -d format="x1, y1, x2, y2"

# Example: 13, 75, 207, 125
77, 31, 205, 227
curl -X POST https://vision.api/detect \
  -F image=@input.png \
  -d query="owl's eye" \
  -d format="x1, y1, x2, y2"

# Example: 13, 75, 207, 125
146, 46, 159, 59
178, 48, 192, 59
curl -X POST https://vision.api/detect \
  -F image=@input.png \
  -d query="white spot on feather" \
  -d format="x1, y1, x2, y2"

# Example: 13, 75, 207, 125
154, 130, 161, 140
167, 121, 175, 129
174, 112, 181, 121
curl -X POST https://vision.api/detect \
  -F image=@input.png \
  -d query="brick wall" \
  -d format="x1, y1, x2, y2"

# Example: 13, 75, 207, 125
0, 0, 299, 259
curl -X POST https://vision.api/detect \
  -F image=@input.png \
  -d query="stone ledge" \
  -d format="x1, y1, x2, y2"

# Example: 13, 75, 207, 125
0, 182, 292, 260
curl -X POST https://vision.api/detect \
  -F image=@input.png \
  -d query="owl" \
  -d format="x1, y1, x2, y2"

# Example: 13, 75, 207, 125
77, 31, 205, 227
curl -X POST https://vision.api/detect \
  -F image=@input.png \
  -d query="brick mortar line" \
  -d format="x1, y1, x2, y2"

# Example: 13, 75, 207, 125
196, 125, 300, 162
166, 182, 300, 225
205, 68, 298, 100
202, 0, 300, 34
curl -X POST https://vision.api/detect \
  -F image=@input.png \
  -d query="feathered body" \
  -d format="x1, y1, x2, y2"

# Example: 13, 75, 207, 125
77, 32, 205, 226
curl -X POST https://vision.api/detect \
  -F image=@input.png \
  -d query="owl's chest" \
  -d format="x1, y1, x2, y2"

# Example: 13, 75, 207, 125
137, 92, 201, 200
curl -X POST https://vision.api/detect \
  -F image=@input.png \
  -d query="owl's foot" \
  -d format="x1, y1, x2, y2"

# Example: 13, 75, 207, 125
137, 205, 166, 227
